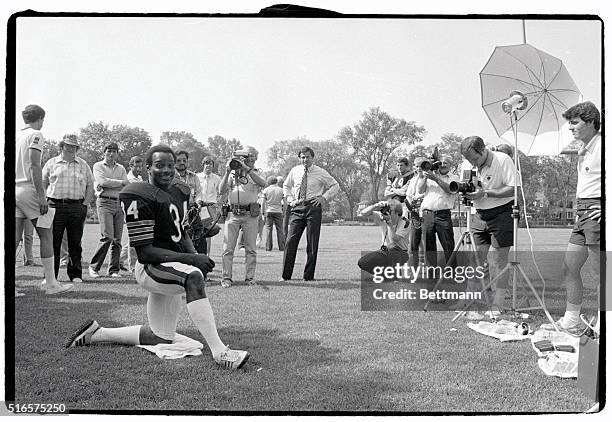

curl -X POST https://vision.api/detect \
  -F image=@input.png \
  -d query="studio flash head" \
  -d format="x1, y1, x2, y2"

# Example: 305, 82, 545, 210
501, 90, 528, 114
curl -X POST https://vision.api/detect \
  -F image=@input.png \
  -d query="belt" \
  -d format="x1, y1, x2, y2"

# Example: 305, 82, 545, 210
48, 197, 83, 204
294, 198, 319, 207
201, 202, 217, 206
422, 209, 450, 214
231, 204, 251, 211
99, 195, 119, 200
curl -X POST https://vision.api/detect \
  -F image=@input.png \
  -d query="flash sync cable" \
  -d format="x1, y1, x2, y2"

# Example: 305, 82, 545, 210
509, 116, 550, 308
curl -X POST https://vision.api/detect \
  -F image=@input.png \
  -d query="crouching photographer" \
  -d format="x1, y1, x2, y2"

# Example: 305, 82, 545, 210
459, 136, 517, 316
357, 199, 410, 282
218, 147, 267, 287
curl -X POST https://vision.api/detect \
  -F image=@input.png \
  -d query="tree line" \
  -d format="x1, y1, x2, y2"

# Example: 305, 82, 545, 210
42, 107, 578, 223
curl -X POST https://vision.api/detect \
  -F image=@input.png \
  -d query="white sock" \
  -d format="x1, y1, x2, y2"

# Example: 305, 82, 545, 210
41, 257, 58, 285
563, 302, 581, 325
186, 298, 226, 358
91, 325, 141, 345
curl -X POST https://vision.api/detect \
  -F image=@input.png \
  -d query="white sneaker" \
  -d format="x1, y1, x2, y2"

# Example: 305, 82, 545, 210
72, 278, 83, 283
65, 320, 100, 348
214, 348, 250, 370
89, 267, 100, 278
45, 282, 74, 295
109, 273, 122, 278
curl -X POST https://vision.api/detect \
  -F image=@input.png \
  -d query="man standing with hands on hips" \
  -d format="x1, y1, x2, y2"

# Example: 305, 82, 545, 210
218, 147, 266, 287
281, 146, 339, 282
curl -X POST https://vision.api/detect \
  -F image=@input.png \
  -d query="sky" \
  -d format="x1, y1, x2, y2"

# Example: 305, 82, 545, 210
11, 14, 602, 169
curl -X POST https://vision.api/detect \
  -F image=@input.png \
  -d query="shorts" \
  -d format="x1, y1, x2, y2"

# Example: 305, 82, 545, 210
569, 198, 600, 246
15, 183, 41, 220
135, 261, 203, 295
135, 261, 203, 341
472, 202, 514, 249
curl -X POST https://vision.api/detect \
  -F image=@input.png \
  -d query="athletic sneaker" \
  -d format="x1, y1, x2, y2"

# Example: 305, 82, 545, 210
88, 267, 100, 278
214, 348, 250, 370
72, 278, 83, 283
221, 279, 232, 288
45, 282, 74, 295
109, 273, 122, 278
540, 318, 589, 336
65, 320, 100, 348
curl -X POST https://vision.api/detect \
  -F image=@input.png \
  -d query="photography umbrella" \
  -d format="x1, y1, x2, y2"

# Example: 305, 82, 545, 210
480, 43, 581, 155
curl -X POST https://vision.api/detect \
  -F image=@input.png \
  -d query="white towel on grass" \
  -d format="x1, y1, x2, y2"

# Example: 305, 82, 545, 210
467, 320, 532, 342
137, 333, 204, 359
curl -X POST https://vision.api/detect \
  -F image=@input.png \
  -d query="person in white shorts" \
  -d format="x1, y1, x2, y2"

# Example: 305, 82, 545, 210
64, 144, 249, 370
15, 104, 73, 296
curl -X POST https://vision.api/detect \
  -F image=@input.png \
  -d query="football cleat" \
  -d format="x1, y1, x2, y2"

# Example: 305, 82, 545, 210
65, 320, 100, 348
214, 348, 250, 370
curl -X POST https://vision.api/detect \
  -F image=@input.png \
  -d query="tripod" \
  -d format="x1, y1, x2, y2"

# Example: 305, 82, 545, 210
423, 202, 493, 312
451, 110, 556, 324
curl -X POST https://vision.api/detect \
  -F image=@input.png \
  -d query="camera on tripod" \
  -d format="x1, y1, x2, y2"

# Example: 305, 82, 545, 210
450, 169, 482, 205
420, 146, 442, 172
229, 151, 251, 171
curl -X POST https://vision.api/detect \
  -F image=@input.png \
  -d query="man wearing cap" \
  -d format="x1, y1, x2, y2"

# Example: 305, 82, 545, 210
15, 104, 73, 295
42, 134, 94, 283
419, 155, 457, 271
218, 146, 266, 287
89, 142, 129, 278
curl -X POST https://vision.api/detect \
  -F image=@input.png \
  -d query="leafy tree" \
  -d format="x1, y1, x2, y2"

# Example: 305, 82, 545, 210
265, 137, 313, 177
338, 107, 425, 202
77, 122, 152, 169
315, 140, 369, 219
161, 131, 209, 172
41, 138, 61, 165
206, 135, 243, 171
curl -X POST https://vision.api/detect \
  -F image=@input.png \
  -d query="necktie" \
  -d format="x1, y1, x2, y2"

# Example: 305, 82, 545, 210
298, 166, 308, 201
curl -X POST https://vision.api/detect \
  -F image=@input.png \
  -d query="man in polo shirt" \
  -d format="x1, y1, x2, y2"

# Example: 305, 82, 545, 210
15, 104, 73, 295
42, 134, 94, 283
281, 146, 339, 281
419, 155, 457, 271
218, 147, 266, 287
89, 142, 129, 278
460, 136, 517, 317
542, 101, 602, 335
196, 155, 222, 255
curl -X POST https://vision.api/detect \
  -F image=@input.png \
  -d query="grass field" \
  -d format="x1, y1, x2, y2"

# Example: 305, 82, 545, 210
11, 224, 599, 413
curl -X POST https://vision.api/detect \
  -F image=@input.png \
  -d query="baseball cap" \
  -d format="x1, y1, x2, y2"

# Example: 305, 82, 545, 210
104, 142, 119, 152
62, 134, 79, 147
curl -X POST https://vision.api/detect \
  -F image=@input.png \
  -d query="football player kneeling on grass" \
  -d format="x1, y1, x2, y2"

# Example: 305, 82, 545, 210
65, 144, 249, 370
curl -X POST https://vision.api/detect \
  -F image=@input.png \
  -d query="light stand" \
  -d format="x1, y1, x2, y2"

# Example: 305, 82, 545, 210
452, 95, 556, 323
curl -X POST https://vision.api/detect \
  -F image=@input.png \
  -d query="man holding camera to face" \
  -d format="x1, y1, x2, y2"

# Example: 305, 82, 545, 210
357, 199, 410, 281
418, 155, 457, 270
218, 147, 266, 287
459, 136, 517, 316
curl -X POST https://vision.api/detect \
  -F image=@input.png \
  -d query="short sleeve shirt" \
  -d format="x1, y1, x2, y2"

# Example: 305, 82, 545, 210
16, 127, 45, 184
460, 151, 516, 210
